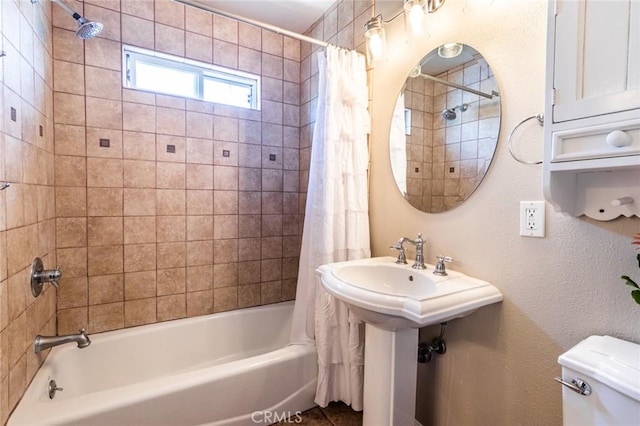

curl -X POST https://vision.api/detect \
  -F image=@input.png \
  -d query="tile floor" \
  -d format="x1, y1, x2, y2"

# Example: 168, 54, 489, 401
272, 402, 362, 425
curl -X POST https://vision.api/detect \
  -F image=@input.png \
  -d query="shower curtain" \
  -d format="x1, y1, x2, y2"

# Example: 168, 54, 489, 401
290, 45, 371, 411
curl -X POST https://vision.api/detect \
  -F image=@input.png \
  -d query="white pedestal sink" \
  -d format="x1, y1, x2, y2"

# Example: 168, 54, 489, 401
318, 257, 503, 426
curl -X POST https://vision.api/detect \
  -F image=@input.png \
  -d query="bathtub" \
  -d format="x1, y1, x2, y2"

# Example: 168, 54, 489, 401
9, 302, 317, 426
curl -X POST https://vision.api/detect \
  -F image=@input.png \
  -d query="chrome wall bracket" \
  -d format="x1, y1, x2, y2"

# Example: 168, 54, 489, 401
30, 257, 61, 297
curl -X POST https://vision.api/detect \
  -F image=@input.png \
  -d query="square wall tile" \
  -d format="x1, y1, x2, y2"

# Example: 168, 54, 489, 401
88, 274, 124, 305
88, 245, 123, 276
89, 302, 123, 332
122, 14, 155, 49
124, 270, 156, 300
157, 267, 186, 296
87, 188, 123, 216
123, 188, 157, 216
157, 294, 186, 321
186, 290, 212, 317
157, 189, 186, 215
123, 244, 156, 272
88, 217, 123, 246
86, 128, 123, 158
155, 23, 185, 56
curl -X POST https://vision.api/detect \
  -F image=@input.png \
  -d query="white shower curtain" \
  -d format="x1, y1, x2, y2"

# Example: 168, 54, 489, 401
289, 45, 371, 411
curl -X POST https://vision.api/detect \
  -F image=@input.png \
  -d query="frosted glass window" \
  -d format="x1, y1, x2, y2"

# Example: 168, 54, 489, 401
124, 45, 260, 110
135, 62, 198, 98
203, 77, 253, 109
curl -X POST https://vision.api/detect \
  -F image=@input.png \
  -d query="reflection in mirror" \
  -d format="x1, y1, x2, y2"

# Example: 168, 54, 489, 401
390, 44, 501, 213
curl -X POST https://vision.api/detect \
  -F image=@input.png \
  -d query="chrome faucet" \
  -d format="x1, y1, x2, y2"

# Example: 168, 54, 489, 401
34, 329, 91, 354
395, 233, 427, 269
390, 238, 408, 264
433, 255, 453, 276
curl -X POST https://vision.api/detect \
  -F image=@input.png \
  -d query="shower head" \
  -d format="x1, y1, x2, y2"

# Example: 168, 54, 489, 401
75, 19, 104, 40
50, 0, 104, 39
441, 103, 468, 121
442, 108, 457, 120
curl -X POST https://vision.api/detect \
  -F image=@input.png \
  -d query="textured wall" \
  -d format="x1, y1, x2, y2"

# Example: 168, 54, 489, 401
368, 1, 640, 425
0, 0, 57, 422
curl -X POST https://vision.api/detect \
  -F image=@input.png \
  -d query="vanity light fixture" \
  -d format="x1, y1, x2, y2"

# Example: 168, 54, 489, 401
365, 0, 449, 66
404, 0, 426, 37
437, 42, 463, 58
365, 15, 387, 64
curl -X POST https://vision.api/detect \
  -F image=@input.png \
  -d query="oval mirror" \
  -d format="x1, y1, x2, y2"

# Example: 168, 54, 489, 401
389, 43, 501, 213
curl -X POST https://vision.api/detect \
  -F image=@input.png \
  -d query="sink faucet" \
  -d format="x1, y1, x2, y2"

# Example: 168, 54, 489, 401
395, 233, 426, 269
34, 329, 91, 354
390, 238, 408, 264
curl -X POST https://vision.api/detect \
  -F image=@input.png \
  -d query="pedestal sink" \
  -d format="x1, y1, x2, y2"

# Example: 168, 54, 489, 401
318, 257, 503, 426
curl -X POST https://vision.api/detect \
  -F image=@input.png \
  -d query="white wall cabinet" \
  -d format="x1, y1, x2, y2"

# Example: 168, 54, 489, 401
543, 0, 640, 221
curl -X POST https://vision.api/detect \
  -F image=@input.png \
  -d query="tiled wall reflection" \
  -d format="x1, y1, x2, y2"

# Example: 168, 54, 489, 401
405, 56, 499, 212
0, 0, 57, 422
53, 0, 305, 334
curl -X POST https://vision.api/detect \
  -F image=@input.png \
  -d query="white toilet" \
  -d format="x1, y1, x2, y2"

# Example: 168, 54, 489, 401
556, 335, 640, 425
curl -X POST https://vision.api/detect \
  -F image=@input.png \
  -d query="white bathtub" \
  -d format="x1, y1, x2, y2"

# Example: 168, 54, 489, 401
9, 302, 317, 426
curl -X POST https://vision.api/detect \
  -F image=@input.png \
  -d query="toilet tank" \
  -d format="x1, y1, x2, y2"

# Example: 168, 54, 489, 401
557, 335, 640, 426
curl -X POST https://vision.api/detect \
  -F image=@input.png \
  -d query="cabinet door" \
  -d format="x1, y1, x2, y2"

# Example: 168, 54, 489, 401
552, 0, 640, 123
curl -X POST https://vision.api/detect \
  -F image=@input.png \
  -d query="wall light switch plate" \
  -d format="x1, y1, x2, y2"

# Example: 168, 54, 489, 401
520, 201, 545, 238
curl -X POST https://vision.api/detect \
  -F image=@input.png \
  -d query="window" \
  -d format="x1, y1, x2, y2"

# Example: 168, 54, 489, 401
123, 45, 260, 110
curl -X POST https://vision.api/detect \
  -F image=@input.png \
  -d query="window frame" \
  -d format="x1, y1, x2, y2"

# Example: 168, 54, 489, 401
122, 45, 261, 110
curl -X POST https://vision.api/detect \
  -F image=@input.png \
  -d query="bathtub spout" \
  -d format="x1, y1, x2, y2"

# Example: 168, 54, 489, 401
34, 329, 91, 354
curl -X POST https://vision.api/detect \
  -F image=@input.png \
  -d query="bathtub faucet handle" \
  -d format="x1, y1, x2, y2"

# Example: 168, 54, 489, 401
48, 265, 61, 288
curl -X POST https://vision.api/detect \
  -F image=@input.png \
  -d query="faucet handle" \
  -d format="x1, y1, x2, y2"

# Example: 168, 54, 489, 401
48, 266, 61, 288
433, 255, 453, 276
389, 241, 408, 264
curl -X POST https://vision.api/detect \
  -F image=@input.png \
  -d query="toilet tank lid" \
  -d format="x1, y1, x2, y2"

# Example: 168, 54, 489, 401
558, 335, 640, 402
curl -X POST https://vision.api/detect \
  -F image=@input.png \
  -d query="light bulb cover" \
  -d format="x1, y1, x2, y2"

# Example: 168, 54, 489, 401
438, 42, 463, 58
365, 15, 386, 65
404, 0, 426, 37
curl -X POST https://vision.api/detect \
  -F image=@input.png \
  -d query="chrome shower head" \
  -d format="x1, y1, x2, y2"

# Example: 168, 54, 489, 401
49, 0, 104, 39
442, 108, 457, 120
441, 103, 468, 121
75, 18, 104, 40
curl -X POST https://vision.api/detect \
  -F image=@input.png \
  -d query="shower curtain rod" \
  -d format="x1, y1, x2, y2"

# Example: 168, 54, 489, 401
418, 72, 499, 99
173, 0, 330, 48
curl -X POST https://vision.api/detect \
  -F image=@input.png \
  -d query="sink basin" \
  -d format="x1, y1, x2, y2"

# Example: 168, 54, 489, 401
318, 256, 503, 424
318, 256, 503, 330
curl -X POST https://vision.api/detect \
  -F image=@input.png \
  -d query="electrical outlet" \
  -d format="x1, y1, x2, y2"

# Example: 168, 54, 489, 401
520, 201, 545, 237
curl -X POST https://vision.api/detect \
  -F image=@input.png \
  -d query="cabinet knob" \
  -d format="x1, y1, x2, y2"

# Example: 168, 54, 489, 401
611, 197, 634, 207
605, 130, 632, 148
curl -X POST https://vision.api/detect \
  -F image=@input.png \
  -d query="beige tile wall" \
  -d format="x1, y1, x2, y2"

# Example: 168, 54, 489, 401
0, 0, 57, 422
299, 0, 372, 203
53, 0, 304, 334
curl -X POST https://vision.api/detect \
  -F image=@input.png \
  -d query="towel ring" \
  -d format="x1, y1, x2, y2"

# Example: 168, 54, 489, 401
508, 113, 544, 165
